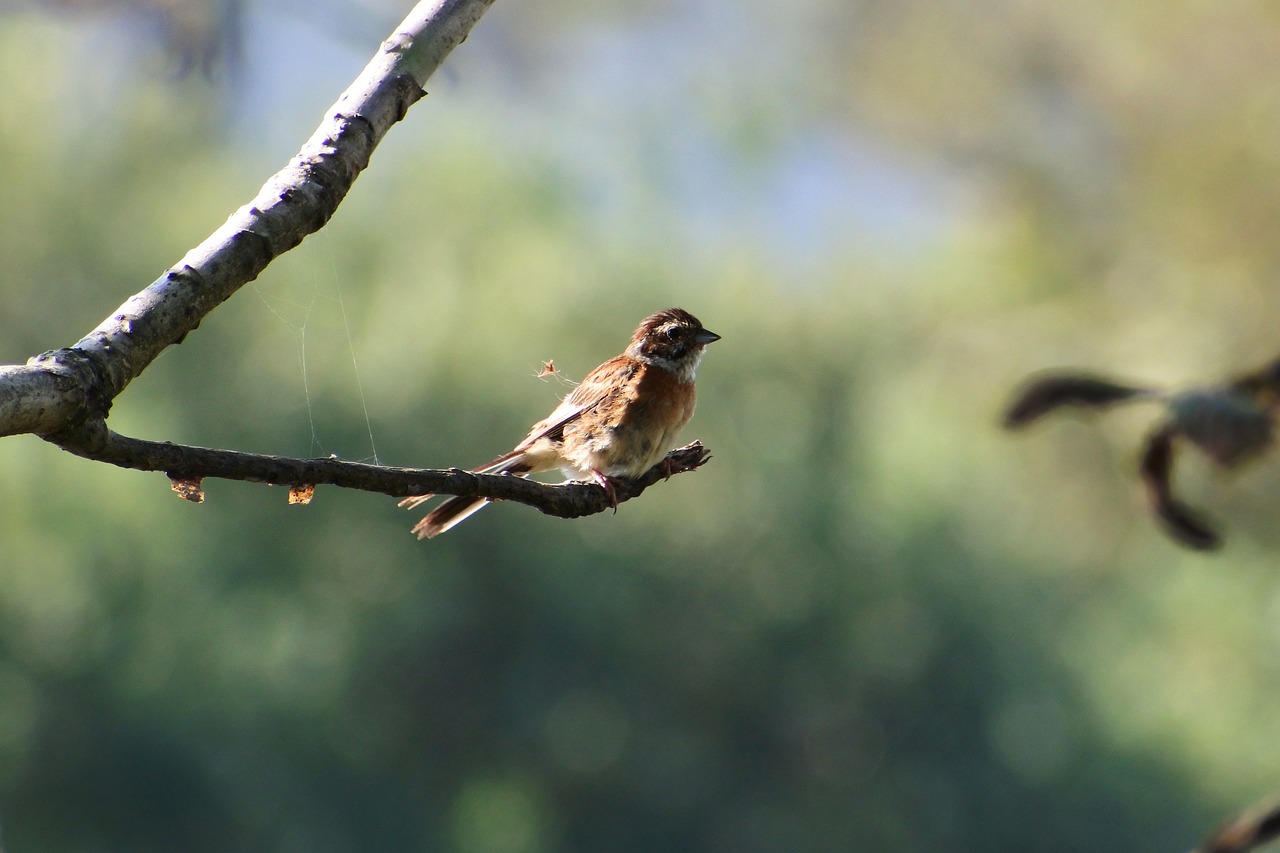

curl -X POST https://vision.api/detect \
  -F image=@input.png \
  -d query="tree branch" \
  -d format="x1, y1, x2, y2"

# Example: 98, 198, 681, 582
57, 425, 713, 520
2, 0, 494, 444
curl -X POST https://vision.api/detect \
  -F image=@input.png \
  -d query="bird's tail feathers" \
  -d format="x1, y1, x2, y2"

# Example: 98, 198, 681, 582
410, 495, 491, 539
401, 457, 534, 537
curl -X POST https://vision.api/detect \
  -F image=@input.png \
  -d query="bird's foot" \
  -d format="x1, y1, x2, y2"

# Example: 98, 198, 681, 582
590, 469, 620, 513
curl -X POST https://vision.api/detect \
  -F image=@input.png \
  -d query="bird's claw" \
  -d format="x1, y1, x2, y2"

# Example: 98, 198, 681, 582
590, 469, 620, 513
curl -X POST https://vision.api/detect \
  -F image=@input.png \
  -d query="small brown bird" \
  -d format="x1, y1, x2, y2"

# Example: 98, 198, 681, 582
401, 307, 720, 538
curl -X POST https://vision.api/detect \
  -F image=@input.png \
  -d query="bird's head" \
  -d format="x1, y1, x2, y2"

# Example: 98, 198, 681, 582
627, 308, 720, 381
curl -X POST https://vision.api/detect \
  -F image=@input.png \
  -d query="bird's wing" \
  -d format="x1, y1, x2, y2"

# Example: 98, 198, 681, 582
478, 356, 639, 472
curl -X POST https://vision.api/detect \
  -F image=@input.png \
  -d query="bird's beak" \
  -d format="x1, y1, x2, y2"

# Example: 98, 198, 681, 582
696, 328, 721, 345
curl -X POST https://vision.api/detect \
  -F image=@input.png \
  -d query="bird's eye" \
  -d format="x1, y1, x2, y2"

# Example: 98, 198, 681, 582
663, 327, 679, 340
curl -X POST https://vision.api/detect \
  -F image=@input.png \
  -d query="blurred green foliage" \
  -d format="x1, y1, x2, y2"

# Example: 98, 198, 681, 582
4, 1, 1280, 851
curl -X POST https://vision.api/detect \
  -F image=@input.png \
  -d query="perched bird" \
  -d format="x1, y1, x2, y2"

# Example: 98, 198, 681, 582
401, 307, 720, 539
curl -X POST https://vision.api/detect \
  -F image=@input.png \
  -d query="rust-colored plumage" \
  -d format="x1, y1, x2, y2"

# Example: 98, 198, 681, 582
401, 308, 719, 538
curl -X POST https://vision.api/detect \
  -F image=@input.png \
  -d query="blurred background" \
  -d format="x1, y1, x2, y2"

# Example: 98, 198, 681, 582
2, 0, 1280, 850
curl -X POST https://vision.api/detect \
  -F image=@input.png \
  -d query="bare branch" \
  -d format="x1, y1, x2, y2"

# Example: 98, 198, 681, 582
76, 0, 495, 402
56, 427, 713, 520
0, 361, 94, 437
0, 0, 495, 441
